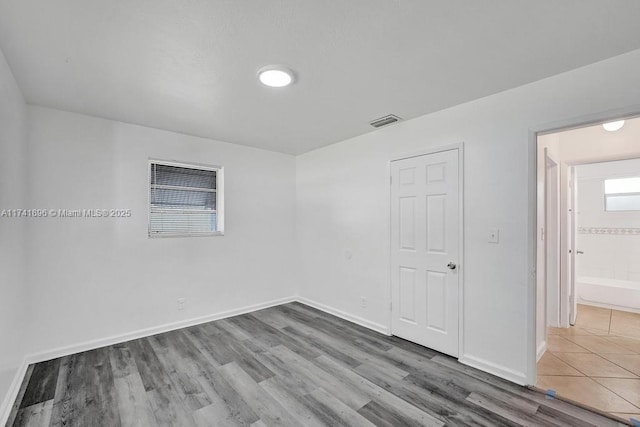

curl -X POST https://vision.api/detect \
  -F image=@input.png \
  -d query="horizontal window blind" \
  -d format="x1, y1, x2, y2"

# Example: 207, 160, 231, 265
149, 162, 218, 236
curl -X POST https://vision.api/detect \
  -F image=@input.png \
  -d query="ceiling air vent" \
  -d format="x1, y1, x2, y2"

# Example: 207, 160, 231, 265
369, 114, 402, 128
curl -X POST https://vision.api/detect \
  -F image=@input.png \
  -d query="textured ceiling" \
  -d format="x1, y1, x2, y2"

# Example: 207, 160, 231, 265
2, 1, 640, 154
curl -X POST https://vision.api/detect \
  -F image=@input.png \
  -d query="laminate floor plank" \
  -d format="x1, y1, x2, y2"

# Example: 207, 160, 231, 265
354, 361, 514, 427
214, 318, 253, 341
133, 338, 197, 426
271, 308, 412, 380
147, 334, 211, 412
12, 401, 53, 427
108, 345, 154, 427
225, 315, 283, 348
169, 329, 263, 426
178, 327, 262, 425
7, 302, 628, 427
280, 304, 394, 356
47, 356, 70, 427
279, 325, 362, 368
312, 355, 445, 427
249, 309, 293, 330
249, 346, 318, 396
465, 392, 547, 427
81, 348, 122, 427
127, 338, 167, 393
389, 350, 541, 417
266, 344, 371, 410
357, 399, 443, 427
48, 352, 88, 427
299, 388, 375, 427
200, 325, 275, 383
247, 322, 323, 361
181, 329, 223, 369
283, 301, 326, 318
185, 325, 235, 366
285, 322, 411, 380
19, 359, 60, 409
258, 377, 326, 427
146, 386, 195, 427
218, 362, 299, 427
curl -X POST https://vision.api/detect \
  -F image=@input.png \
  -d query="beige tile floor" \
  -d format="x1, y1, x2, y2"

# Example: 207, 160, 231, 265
537, 304, 640, 422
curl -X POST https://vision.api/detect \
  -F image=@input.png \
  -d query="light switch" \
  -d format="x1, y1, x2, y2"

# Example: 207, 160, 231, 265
488, 228, 499, 244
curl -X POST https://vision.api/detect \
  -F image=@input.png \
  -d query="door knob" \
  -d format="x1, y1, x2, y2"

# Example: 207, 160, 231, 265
447, 262, 457, 270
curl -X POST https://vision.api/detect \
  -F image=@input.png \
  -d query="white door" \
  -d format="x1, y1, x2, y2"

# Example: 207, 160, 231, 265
390, 149, 460, 357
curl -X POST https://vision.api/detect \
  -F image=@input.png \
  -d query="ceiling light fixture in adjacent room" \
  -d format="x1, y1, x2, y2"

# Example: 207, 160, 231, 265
258, 66, 294, 88
602, 120, 625, 131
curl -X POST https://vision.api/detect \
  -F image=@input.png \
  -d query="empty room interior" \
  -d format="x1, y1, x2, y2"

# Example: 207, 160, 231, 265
2, 1, 640, 426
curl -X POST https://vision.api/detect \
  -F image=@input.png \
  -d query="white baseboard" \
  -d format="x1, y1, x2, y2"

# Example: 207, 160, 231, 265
578, 299, 640, 314
536, 340, 547, 362
296, 297, 391, 335
459, 354, 528, 386
25, 296, 296, 365
0, 358, 29, 427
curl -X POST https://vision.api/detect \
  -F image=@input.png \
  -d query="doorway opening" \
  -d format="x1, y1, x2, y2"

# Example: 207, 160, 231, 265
535, 116, 640, 421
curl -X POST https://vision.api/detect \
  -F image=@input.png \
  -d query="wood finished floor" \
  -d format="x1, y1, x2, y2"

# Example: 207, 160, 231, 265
7, 302, 627, 427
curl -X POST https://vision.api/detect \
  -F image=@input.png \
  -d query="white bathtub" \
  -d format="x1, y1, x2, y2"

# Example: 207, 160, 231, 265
577, 276, 640, 313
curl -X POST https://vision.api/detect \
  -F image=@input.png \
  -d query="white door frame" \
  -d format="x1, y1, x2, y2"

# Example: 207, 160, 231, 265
568, 165, 578, 326
527, 105, 640, 385
545, 153, 561, 328
536, 150, 560, 361
389, 142, 465, 358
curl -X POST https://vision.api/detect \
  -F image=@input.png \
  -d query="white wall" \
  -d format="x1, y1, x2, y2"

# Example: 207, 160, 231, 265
0, 49, 28, 412
25, 106, 297, 356
297, 48, 640, 385
576, 159, 640, 283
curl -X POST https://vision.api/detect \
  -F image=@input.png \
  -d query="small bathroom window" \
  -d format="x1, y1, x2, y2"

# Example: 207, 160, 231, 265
604, 177, 640, 211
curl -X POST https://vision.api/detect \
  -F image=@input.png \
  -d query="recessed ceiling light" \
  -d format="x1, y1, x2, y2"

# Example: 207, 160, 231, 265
602, 120, 625, 132
258, 66, 294, 88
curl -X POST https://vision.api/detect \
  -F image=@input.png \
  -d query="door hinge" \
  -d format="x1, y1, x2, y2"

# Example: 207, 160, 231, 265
390, 301, 392, 311
390, 175, 392, 185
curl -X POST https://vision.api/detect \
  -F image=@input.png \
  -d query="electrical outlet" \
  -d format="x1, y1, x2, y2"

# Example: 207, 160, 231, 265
488, 228, 499, 244
360, 297, 367, 308
177, 298, 186, 310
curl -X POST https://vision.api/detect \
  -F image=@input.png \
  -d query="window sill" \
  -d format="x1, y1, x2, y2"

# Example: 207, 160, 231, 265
148, 231, 224, 239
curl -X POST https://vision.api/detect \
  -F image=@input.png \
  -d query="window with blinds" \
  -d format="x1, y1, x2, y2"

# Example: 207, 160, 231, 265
149, 161, 223, 237
605, 177, 640, 212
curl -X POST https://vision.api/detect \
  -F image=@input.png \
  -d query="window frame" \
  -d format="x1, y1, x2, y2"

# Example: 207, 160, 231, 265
148, 159, 224, 238
603, 176, 640, 212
